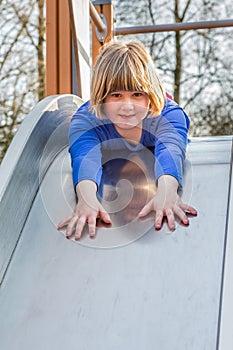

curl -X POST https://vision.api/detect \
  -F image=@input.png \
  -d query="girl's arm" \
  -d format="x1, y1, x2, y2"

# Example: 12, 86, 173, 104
139, 102, 197, 230
69, 105, 103, 188
57, 180, 111, 239
58, 103, 110, 238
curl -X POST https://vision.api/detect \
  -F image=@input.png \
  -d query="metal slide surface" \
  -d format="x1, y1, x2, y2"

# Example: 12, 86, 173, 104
0, 95, 233, 350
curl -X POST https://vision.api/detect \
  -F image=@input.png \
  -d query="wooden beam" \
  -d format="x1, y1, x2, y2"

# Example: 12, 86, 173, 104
46, 0, 58, 95
46, 0, 72, 95
58, 0, 72, 94
68, 0, 91, 100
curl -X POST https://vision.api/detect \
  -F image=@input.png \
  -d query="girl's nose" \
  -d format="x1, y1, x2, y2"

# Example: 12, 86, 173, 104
121, 98, 134, 111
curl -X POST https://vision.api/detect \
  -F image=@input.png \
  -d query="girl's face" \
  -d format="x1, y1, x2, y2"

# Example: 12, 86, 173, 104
103, 91, 150, 131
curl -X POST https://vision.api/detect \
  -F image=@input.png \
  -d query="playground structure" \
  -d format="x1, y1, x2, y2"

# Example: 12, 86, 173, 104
46, 1, 233, 98
0, 1, 233, 349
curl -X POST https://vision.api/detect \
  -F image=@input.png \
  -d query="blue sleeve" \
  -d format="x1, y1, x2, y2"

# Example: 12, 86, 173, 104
68, 103, 102, 189
154, 103, 190, 186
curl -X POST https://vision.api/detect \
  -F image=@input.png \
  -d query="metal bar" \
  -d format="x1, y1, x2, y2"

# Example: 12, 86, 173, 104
89, 0, 106, 33
115, 19, 233, 35
68, 0, 82, 98
217, 140, 233, 350
92, 0, 112, 4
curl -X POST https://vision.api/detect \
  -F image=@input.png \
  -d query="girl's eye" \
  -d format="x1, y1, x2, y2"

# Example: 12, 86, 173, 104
133, 92, 143, 97
111, 93, 121, 98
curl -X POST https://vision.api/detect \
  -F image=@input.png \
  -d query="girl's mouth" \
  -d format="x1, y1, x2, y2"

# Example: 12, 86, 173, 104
119, 114, 134, 119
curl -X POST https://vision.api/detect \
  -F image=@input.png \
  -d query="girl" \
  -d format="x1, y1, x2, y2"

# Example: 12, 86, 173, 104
58, 40, 197, 239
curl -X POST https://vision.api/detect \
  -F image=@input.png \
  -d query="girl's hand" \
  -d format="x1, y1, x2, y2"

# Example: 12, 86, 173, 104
57, 181, 111, 239
138, 175, 197, 231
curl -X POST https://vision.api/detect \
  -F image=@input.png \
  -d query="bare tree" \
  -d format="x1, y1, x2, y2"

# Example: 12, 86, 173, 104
1, 0, 232, 160
0, 0, 45, 162
113, 0, 233, 136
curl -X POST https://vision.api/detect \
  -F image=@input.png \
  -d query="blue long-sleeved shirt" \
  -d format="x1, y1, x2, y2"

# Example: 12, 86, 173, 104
69, 98, 190, 188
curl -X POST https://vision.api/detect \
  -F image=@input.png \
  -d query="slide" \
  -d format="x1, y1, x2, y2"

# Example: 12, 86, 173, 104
0, 94, 233, 350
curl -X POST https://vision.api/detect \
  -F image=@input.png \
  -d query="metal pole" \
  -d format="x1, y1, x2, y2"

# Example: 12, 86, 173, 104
115, 19, 233, 35
89, 0, 106, 33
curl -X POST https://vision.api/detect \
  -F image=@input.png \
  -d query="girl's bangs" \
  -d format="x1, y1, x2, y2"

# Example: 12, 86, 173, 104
105, 63, 146, 95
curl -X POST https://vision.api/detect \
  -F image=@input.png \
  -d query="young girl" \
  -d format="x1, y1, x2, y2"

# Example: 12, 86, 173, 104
58, 40, 197, 240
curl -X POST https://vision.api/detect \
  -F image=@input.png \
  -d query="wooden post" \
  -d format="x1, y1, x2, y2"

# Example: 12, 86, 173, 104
46, 0, 58, 95
91, 0, 114, 66
46, 1, 111, 97
68, 0, 91, 100
58, 0, 72, 94
46, 0, 72, 95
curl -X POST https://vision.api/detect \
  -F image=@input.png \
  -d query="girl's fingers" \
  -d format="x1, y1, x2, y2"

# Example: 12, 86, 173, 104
165, 208, 175, 231
174, 206, 189, 225
99, 208, 111, 224
57, 215, 73, 229
59, 202, 194, 237
138, 200, 153, 217
74, 216, 86, 240
88, 217, 97, 238
58, 208, 111, 240
180, 203, 197, 215
155, 210, 163, 230
66, 215, 79, 238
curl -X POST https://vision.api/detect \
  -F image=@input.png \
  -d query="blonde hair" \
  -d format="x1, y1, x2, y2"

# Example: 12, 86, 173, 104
90, 40, 166, 119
